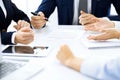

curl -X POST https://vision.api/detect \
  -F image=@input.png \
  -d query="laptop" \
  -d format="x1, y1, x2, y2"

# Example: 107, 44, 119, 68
0, 32, 45, 80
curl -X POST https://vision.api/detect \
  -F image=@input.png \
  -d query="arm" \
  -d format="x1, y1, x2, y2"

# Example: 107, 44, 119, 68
30, 0, 56, 29
35, 0, 56, 18
10, 1, 30, 23
56, 44, 120, 80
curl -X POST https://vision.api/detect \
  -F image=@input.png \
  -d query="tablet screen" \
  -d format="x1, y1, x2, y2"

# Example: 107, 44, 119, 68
2, 45, 49, 57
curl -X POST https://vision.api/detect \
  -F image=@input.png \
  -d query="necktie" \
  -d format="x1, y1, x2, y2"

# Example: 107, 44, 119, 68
79, 0, 88, 13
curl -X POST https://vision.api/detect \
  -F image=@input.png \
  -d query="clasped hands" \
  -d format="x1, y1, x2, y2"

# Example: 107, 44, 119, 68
79, 11, 120, 40
14, 20, 34, 44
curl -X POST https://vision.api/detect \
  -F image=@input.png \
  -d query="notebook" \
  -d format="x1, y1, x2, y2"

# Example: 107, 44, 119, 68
81, 31, 120, 49
0, 32, 44, 80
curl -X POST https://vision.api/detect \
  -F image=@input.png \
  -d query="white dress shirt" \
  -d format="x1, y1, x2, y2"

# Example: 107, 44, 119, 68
113, 21, 120, 31
0, 0, 7, 17
72, 0, 91, 25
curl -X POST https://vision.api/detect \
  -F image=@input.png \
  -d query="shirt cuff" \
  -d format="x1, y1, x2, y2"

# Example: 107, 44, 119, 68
11, 32, 16, 44
112, 21, 120, 31
102, 17, 110, 21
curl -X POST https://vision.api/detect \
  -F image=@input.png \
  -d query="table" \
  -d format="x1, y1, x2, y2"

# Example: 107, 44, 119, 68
26, 23, 120, 80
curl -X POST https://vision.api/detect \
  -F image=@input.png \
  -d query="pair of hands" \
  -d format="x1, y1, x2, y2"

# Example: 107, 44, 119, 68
79, 11, 120, 40
14, 20, 34, 44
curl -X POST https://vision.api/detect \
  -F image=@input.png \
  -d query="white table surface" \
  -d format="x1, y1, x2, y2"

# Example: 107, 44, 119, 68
27, 23, 120, 80
3, 23, 120, 80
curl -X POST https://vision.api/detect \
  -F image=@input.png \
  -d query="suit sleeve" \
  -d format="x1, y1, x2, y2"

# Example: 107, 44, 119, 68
35, 0, 56, 18
1, 32, 14, 45
80, 58, 120, 80
1, 0, 31, 45
10, 1, 30, 23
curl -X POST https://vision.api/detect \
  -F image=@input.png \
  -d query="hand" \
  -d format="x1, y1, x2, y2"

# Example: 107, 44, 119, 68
84, 19, 115, 32
79, 11, 99, 25
15, 27, 34, 44
87, 28, 120, 40
14, 20, 30, 30
31, 12, 47, 29
56, 44, 83, 71
56, 44, 75, 66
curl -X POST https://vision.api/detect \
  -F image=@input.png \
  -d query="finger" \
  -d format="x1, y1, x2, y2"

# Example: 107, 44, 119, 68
31, 16, 46, 21
20, 27, 31, 32
14, 25, 20, 30
20, 20, 26, 27
99, 29, 108, 33
87, 33, 108, 40
21, 38, 34, 44
31, 19, 46, 24
17, 20, 22, 25
80, 17, 92, 25
24, 21, 30, 27
84, 24, 94, 30
21, 32, 34, 40
31, 16, 41, 20
31, 20, 46, 29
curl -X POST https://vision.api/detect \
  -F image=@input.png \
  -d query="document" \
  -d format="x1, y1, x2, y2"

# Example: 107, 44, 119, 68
81, 31, 120, 49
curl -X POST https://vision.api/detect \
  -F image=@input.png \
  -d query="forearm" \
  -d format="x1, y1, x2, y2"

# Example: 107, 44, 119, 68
67, 57, 83, 72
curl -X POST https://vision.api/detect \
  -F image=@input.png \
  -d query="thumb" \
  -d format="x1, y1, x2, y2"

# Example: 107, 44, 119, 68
20, 27, 31, 32
38, 12, 45, 17
80, 10, 86, 14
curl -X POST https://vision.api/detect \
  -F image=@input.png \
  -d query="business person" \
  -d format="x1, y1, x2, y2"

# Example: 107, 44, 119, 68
31, 0, 120, 29
0, 0, 34, 45
57, 44, 120, 80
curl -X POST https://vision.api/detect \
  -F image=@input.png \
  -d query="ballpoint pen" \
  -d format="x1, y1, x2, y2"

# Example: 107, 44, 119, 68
31, 12, 48, 21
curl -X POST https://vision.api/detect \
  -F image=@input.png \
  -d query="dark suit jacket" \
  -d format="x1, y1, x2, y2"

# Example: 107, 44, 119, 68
0, 0, 30, 45
36, 0, 120, 25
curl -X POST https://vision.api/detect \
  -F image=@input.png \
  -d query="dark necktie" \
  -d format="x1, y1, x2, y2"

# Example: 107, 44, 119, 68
79, 0, 88, 13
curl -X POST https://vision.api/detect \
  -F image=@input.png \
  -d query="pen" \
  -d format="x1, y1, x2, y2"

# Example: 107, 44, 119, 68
31, 12, 48, 21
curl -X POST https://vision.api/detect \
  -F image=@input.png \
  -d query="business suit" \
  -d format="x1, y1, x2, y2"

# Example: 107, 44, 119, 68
36, 0, 120, 25
0, 0, 30, 44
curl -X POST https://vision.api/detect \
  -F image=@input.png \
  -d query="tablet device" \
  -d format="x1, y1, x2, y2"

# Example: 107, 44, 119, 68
2, 45, 49, 57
